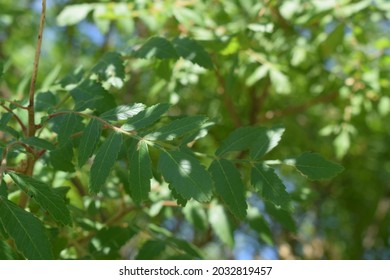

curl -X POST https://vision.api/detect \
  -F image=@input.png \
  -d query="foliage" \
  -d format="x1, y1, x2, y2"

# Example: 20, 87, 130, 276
0, 0, 389, 260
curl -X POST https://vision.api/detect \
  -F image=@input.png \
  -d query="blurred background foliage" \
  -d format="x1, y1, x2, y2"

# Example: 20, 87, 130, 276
1, 0, 389, 259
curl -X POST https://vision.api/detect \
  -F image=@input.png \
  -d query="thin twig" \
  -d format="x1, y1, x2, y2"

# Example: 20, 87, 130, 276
27, 0, 46, 137
0, 95, 28, 109
249, 79, 270, 125
259, 92, 339, 122
214, 66, 242, 127
0, 148, 8, 181
71, 176, 86, 197
47, 111, 137, 137
0, 104, 27, 134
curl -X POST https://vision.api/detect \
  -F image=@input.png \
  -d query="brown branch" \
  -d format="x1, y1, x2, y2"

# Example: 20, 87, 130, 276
0, 148, 8, 181
17, 0, 47, 208
105, 205, 138, 226
269, 5, 295, 34
259, 91, 339, 122
213, 67, 242, 127
249, 79, 270, 125
71, 176, 86, 197
27, 0, 46, 137
0, 87, 29, 109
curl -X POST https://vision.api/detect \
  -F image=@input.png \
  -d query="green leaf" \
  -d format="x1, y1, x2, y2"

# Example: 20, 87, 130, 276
168, 184, 188, 207
78, 118, 102, 167
173, 7, 204, 26
59, 66, 84, 88
57, 4, 94, 26
270, 69, 291, 94
158, 150, 213, 202
8, 172, 72, 226
251, 163, 291, 211
90, 132, 123, 193
247, 207, 273, 245
91, 52, 125, 81
334, 129, 350, 159
144, 116, 208, 141
172, 37, 213, 69
246, 64, 269, 86
250, 125, 285, 159
209, 159, 247, 219
121, 103, 170, 131
0, 239, 15, 259
320, 24, 345, 57
49, 141, 75, 172
70, 80, 116, 112
265, 202, 296, 232
155, 60, 173, 81
100, 103, 146, 121
22, 137, 56, 151
0, 196, 53, 259
183, 201, 208, 231
216, 126, 264, 156
128, 140, 152, 204
209, 204, 234, 248
35, 92, 57, 112
90, 226, 136, 259
0, 124, 20, 139
56, 113, 81, 146
287, 152, 344, 180
0, 112, 12, 126
167, 237, 203, 259
134, 37, 179, 60
136, 240, 166, 260
182, 120, 215, 144
0, 180, 7, 198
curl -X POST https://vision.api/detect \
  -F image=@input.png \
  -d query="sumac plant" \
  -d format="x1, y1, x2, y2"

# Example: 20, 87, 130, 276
0, 1, 343, 260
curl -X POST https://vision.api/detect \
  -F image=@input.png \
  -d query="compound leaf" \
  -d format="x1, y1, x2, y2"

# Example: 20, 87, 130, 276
8, 172, 72, 226
158, 150, 213, 203
209, 159, 247, 219
90, 132, 122, 193
0, 196, 53, 259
